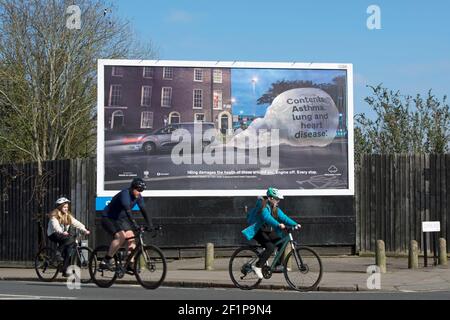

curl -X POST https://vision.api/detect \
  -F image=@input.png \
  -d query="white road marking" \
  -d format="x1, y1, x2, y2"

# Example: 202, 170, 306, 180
0, 293, 77, 300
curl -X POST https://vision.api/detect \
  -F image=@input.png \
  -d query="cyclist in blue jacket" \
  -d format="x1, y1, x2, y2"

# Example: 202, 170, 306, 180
242, 187, 300, 279
99, 178, 153, 271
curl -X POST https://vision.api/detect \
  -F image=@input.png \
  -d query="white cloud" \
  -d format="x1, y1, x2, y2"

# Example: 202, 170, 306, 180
167, 10, 193, 23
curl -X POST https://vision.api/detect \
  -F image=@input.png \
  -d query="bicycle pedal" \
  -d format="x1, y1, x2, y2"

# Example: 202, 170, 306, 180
272, 266, 285, 273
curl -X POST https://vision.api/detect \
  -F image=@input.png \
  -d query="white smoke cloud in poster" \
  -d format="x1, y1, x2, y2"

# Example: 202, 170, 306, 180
231, 88, 339, 149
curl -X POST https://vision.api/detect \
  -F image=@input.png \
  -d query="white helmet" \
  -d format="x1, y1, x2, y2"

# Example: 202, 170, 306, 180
55, 197, 71, 206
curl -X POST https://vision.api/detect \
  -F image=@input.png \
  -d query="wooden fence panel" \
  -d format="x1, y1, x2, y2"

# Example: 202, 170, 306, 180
0, 159, 95, 263
357, 154, 449, 254
1, 154, 448, 261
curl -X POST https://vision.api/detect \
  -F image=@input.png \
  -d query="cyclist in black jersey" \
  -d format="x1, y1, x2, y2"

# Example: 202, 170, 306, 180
99, 178, 153, 270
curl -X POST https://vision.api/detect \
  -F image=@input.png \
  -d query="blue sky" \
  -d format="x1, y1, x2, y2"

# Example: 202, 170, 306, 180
231, 69, 346, 116
115, 0, 450, 119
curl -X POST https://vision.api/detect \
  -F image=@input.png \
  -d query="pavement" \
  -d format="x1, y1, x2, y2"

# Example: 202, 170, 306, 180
1, 256, 449, 292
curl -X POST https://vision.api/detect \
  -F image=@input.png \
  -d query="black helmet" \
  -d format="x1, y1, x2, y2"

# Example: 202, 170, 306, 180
130, 178, 146, 192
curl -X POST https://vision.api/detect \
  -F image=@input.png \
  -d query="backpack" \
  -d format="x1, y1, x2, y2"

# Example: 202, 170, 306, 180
246, 196, 268, 225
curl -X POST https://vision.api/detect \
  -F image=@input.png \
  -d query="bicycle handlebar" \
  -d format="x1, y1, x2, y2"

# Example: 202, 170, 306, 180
134, 224, 163, 233
283, 225, 302, 232
74, 229, 90, 238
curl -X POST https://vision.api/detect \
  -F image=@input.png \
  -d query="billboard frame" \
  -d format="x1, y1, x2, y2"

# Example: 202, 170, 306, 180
97, 59, 354, 197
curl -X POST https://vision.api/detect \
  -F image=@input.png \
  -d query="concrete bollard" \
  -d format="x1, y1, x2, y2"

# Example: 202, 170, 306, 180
408, 240, 419, 269
205, 243, 214, 271
375, 240, 387, 273
439, 238, 448, 266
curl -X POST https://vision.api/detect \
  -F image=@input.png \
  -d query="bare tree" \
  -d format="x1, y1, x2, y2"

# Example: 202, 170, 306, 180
0, 0, 158, 247
0, 0, 158, 169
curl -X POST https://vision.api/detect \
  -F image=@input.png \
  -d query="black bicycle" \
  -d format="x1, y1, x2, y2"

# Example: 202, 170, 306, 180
229, 226, 323, 291
88, 225, 167, 289
34, 231, 93, 283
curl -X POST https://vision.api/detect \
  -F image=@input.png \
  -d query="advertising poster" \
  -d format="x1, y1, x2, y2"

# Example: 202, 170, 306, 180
97, 60, 354, 197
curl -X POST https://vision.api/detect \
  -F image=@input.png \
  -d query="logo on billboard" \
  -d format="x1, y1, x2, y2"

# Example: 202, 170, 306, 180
328, 165, 338, 174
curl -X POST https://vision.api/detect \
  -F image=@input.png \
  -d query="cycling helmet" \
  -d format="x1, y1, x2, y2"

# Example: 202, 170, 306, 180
130, 177, 146, 192
55, 197, 71, 206
266, 187, 284, 199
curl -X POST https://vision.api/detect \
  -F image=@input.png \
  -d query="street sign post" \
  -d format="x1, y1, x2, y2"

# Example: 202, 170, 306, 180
422, 221, 441, 267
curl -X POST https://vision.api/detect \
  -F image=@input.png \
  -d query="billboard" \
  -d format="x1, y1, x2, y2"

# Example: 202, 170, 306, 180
97, 60, 354, 197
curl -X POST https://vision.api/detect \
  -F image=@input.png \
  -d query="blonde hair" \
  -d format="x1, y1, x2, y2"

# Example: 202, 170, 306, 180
48, 205, 73, 226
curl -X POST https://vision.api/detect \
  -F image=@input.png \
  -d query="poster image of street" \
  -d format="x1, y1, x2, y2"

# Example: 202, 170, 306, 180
97, 60, 354, 197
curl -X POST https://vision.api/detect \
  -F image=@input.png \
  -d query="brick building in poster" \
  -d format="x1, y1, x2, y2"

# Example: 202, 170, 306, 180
104, 66, 233, 134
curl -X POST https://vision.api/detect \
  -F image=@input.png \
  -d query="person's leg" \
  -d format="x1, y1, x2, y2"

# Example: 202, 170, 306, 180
98, 230, 125, 270
58, 232, 76, 275
48, 234, 65, 262
251, 231, 276, 279
268, 231, 283, 252
107, 231, 126, 258
267, 231, 284, 270
253, 231, 277, 268
117, 218, 137, 267
124, 230, 136, 261
61, 242, 77, 276
102, 217, 126, 258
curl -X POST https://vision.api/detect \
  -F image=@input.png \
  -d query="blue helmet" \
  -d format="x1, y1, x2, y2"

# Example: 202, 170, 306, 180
266, 187, 284, 199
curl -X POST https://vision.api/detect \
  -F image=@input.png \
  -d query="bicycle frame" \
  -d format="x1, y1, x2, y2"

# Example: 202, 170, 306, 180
73, 244, 88, 265
116, 235, 142, 269
115, 228, 151, 272
267, 230, 303, 270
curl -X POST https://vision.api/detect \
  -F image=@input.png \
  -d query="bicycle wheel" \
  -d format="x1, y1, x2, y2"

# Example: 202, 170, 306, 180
283, 246, 323, 291
88, 246, 118, 288
134, 245, 167, 289
71, 246, 93, 284
229, 246, 262, 290
34, 247, 60, 282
